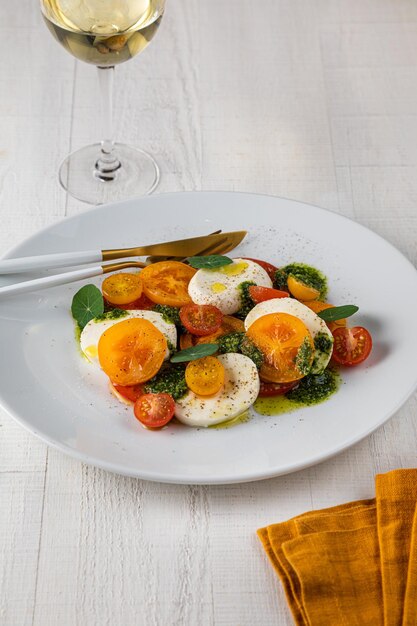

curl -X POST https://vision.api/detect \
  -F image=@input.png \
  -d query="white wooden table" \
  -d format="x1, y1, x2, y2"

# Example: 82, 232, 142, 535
1, 1, 417, 624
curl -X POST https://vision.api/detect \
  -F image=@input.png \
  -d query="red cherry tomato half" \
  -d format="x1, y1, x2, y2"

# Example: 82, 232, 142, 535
258, 380, 300, 397
180, 303, 223, 337
248, 285, 289, 304
106, 292, 155, 311
332, 326, 373, 366
113, 383, 145, 403
134, 393, 175, 428
243, 258, 278, 281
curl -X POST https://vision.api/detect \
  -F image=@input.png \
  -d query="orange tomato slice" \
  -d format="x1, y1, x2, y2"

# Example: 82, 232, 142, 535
185, 356, 225, 396
246, 312, 314, 383
98, 318, 167, 386
102, 272, 143, 306
287, 275, 320, 301
301, 300, 347, 332
140, 261, 196, 307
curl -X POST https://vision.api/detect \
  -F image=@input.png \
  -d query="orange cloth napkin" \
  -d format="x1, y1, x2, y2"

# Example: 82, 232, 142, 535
258, 469, 417, 626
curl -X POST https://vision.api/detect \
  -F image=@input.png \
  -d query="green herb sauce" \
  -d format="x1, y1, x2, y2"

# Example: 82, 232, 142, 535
217, 331, 263, 369
218, 332, 244, 354
235, 281, 256, 319
153, 304, 180, 325
294, 336, 314, 375
254, 369, 340, 416
167, 339, 177, 356
274, 268, 289, 291
312, 332, 334, 373
274, 263, 328, 300
240, 337, 264, 369
314, 332, 333, 353
94, 308, 128, 322
144, 363, 188, 400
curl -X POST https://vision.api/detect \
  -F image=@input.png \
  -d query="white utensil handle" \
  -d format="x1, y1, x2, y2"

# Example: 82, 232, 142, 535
0, 266, 104, 299
0, 250, 103, 274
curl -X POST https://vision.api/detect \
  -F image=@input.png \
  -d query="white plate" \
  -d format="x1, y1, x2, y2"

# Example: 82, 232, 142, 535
1, 192, 416, 484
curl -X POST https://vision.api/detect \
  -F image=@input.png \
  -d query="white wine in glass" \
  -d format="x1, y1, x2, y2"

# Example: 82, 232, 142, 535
40, 0, 166, 204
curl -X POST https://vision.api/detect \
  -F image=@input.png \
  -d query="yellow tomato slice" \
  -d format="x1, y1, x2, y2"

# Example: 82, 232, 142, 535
102, 272, 143, 305
287, 275, 320, 301
301, 300, 347, 332
185, 356, 225, 396
98, 318, 166, 386
140, 261, 196, 307
247, 312, 314, 383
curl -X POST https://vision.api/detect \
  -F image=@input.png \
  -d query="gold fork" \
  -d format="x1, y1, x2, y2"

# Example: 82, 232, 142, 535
0, 231, 244, 274
106, 230, 242, 273
0, 231, 247, 299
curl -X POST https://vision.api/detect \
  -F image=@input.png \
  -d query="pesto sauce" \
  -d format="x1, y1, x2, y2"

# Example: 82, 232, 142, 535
274, 263, 328, 300
94, 308, 128, 322
153, 304, 180, 325
218, 332, 263, 369
218, 332, 244, 353
144, 364, 188, 400
312, 332, 334, 373
254, 369, 340, 416
235, 280, 257, 319
295, 336, 314, 375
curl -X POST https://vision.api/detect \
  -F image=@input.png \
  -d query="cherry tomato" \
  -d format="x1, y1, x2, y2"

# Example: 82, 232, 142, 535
180, 304, 223, 337
134, 393, 175, 428
140, 261, 196, 307
243, 258, 278, 281
113, 383, 145, 403
185, 356, 225, 396
258, 380, 299, 397
248, 285, 289, 304
179, 315, 244, 349
247, 312, 314, 383
107, 292, 155, 311
287, 275, 320, 301
332, 326, 373, 366
98, 318, 167, 386
179, 332, 194, 350
102, 272, 143, 306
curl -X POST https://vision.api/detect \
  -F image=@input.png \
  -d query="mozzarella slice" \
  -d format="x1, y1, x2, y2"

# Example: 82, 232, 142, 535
245, 297, 333, 374
188, 258, 272, 315
175, 353, 260, 427
80, 310, 177, 365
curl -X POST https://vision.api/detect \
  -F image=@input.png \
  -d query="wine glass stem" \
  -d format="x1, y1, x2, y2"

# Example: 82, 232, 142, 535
95, 65, 121, 181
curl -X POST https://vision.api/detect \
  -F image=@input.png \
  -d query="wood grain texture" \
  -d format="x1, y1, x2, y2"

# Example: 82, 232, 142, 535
1, 1, 417, 624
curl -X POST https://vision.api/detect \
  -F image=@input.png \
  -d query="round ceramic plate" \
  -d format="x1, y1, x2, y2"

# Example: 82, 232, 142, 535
1, 192, 416, 484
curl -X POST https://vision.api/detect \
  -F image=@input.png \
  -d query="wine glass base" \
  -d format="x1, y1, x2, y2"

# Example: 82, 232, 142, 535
59, 143, 160, 205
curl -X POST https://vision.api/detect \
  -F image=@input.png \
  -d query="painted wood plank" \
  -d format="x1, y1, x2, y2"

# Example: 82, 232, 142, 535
1, 1, 417, 625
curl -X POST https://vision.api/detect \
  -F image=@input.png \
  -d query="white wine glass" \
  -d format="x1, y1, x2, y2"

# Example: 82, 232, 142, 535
40, 0, 165, 205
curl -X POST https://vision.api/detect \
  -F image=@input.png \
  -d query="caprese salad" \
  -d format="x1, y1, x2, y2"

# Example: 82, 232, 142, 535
71, 255, 372, 430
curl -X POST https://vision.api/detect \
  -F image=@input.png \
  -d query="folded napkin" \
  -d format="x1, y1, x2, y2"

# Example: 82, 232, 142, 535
258, 469, 417, 626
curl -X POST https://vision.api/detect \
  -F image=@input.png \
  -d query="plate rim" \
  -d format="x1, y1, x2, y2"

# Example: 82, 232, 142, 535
2, 190, 417, 484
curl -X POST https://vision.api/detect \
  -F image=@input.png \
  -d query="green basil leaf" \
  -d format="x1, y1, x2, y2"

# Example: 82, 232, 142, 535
170, 343, 219, 363
71, 284, 104, 330
187, 255, 233, 270
318, 305, 359, 322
